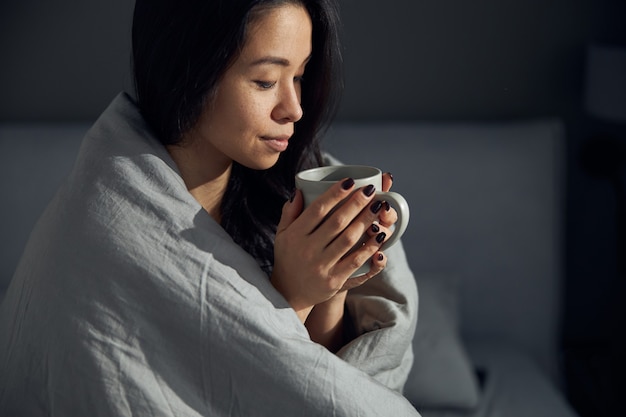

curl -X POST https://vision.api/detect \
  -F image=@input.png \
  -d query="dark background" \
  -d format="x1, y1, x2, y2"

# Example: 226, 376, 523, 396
1, 1, 625, 415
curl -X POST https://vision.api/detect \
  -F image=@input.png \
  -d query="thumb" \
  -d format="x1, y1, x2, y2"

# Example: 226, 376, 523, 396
277, 189, 304, 233
382, 172, 393, 192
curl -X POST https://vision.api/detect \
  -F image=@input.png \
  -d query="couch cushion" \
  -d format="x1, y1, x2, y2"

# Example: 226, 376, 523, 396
404, 275, 480, 410
419, 341, 579, 417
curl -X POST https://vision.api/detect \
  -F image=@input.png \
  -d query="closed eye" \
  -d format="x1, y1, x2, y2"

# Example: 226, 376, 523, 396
254, 80, 276, 89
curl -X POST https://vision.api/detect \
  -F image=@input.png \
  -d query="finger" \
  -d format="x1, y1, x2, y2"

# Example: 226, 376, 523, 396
339, 273, 371, 291
377, 202, 398, 228
313, 184, 377, 250
321, 198, 384, 262
382, 172, 393, 192
291, 178, 358, 235
339, 251, 386, 291
276, 189, 304, 234
332, 230, 386, 278
366, 222, 393, 241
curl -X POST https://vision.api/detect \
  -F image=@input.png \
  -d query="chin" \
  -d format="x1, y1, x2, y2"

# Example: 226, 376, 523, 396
242, 156, 281, 171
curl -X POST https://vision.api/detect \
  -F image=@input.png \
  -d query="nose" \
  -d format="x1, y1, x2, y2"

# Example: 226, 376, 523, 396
272, 83, 304, 123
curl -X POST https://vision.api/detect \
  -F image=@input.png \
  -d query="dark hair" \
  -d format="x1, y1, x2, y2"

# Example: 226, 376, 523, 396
132, 0, 343, 272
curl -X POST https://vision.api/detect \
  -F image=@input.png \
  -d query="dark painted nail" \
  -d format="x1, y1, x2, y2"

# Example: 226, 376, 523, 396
370, 200, 383, 214
384, 201, 391, 211
376, 232, 387, 244
387, 172, 394, 182
378, 253, 384, 261
289, 188, 296, 202
363, 184, 376, 197
371, 223, 380, 233
341, 178, 355, 190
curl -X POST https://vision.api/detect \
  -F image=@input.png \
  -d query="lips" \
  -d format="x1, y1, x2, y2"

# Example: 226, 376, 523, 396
261, 135, 290, 152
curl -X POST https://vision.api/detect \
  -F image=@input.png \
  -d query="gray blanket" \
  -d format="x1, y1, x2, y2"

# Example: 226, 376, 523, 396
0, 93, 419, 416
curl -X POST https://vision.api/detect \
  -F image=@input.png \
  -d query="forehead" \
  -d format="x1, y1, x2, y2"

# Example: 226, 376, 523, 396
240, 4, 312, 62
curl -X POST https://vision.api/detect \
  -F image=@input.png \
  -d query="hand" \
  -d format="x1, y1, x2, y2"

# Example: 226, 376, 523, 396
338, 172, 397, 292
304, 172, 398, 351
271, 177, 392, 322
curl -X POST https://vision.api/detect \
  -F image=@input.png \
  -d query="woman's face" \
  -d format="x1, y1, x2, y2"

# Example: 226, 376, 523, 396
188, 4, 313, 171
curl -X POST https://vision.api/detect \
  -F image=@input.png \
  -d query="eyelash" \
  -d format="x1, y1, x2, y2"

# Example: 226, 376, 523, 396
254, 76, 304, 90
255, 80, 276, 89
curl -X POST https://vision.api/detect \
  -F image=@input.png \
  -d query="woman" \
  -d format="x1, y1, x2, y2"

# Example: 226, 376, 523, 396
0, 0, 419, 415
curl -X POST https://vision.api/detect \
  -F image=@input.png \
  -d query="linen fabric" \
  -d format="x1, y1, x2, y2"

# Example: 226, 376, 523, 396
0, 93, 419, 416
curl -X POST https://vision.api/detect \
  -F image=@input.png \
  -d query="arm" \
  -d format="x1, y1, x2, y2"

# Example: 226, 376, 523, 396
305, 241, 417, 391
305, 290, 348, 353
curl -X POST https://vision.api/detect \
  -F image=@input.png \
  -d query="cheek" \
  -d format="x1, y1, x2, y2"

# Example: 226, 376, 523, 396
207, 95, 248, 136
223, 89, 266, 127
203, 80, 273, 142
236, 97, 272, 132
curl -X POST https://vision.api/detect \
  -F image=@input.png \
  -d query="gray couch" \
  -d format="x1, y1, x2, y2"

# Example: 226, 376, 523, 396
0, 119, 578, 416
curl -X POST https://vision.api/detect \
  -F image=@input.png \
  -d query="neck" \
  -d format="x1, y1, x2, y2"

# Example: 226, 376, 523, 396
167, 142, 232, 223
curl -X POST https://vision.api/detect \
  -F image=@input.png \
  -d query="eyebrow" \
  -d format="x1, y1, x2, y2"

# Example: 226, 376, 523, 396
249, 53, 313, 68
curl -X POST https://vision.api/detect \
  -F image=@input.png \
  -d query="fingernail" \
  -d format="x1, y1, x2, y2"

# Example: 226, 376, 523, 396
370, 200, 383, 214
376, 232, 386, 244
363, 184, 376, 197
378, 253, 384, 261
384, 201, 391, 211
387, 172, 394, 182
371, 223, 380, 233
289, 188, 296, 202
341, 178, 355, 190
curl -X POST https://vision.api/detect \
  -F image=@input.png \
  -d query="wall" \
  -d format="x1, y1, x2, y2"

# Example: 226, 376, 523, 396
0, 0, 592, 122
337, 0, 588, 121
0, 0, 134, 121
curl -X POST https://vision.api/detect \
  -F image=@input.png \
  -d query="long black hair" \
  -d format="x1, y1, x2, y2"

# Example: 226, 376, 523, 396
132, 0, 343, 272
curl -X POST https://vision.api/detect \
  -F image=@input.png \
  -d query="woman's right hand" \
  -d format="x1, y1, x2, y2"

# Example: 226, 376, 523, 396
271, 178, 390, 323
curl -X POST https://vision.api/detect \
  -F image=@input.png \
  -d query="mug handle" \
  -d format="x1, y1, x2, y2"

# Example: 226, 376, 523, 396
376, 191, 410, 251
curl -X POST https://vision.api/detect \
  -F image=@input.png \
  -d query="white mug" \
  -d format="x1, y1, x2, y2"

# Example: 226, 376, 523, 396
295, 165, 410, 276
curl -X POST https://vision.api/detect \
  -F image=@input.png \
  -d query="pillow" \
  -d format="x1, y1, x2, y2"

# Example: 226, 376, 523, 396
403, 275, 480, 410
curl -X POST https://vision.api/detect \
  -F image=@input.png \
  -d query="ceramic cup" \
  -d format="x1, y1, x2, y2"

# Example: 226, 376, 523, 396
295, 165, 410, 277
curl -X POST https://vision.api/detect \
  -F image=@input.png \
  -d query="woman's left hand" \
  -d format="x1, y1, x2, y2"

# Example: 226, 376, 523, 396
337, 172, 397, 292
304, 172, 397, 351
379, 172, 398, 227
